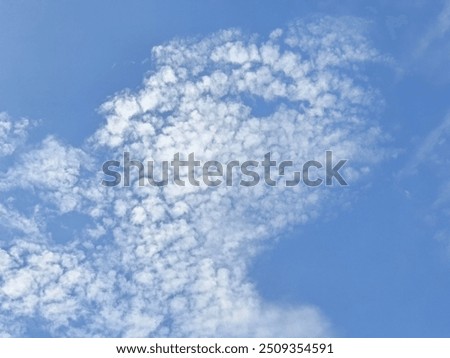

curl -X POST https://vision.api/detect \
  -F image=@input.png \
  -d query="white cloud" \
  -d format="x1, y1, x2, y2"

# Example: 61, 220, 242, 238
399, 112, 450, 176
398, 110, 450, 252
0, 17, 387, 337
412, 0, 450, 83
0, 204, 43, 236
0, 112, 32, 157
0, 136, 90, 213
417, 0, 450, 55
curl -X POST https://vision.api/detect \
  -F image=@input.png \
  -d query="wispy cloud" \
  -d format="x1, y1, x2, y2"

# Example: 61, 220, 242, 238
0, 17, 386, 337
398, 110, 450, 251
0, 112, 32, 157
416, 0, 450, 55
399, 112, 450, 176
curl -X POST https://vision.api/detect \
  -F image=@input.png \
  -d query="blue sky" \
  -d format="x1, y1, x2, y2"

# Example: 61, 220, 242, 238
0, 0, 450, 337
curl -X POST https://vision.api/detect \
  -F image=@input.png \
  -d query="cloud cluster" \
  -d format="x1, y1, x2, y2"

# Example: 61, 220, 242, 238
0, 136, 89, 213
0, 17, 385, 337
0, 112, 31, 157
